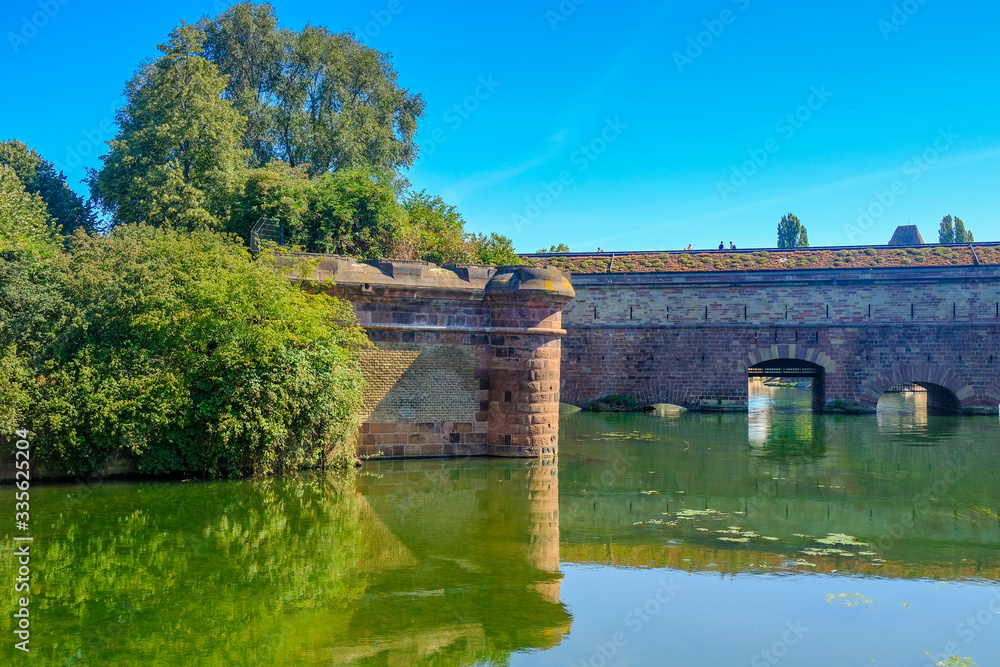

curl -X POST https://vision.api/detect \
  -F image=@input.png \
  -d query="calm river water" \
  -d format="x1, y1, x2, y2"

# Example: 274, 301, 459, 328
4, 384, 1000, 666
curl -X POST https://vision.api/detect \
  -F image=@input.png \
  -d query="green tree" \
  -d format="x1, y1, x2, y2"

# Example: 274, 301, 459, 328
201, 2, 284, 166
938, 215, 954, 243
201, 3, 424, 186
471, 232, 520, 266
0, 248, 68, 438
399, 190, 475, 264
939, 214, 974, 243
0, 140, 96, 235
777, 213, 808, 248
90, 23, 250, 230
231, 160, 315, 246
536, 243, 570, 253
0, 164, 59, 254
307, 169, 404, 258
954, 216, 974, 242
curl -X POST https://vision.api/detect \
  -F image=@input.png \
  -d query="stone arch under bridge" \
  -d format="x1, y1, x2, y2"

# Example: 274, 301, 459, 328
860, 366, 998, 415
745, 345, 833, 413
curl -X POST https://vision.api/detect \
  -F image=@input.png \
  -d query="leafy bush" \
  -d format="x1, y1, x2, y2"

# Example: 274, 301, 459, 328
2, 225, 369, 477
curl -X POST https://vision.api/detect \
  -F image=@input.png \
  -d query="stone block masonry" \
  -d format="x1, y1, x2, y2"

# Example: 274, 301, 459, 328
561, 265, 1000, 414
296, 255, 574, 458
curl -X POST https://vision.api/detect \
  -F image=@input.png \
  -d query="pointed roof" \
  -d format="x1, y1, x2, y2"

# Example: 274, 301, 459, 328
888, 225, 925, 245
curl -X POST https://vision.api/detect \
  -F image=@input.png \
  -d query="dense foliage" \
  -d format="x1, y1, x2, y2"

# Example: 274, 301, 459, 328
1, 3, 521, 478
1, 224, 369, 477
0, 164, 59, 254
201, 2, 424, 184
85, 3, 517, 265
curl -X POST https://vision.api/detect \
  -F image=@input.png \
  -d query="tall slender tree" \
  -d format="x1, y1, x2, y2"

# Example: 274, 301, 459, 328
90, 23, 250, 230
939, 214, 974, 243
776, 213, 809, 248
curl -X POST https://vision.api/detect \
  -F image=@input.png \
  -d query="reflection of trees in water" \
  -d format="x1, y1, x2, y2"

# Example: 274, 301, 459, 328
0, 475, 371, 665
0, 468, 569, 666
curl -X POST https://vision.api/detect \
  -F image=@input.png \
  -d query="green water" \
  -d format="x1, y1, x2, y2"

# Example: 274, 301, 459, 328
4, 385, 1000, 666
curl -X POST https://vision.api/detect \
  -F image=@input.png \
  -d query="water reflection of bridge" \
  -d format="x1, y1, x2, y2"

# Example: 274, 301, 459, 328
350, 458, 568, 664
349, 404, 1000, 663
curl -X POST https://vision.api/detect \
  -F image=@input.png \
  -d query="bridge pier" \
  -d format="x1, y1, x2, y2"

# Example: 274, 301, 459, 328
300, 257, 574, 459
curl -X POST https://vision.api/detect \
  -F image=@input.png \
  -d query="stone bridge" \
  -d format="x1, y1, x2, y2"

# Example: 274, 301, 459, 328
302, 250, 1000, 461
557, 263, 1000, 415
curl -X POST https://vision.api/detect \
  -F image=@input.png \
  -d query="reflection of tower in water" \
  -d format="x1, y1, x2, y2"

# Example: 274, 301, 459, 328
527, 459, 561, 603
355, 457, 570, 660
481, 458, 563, 605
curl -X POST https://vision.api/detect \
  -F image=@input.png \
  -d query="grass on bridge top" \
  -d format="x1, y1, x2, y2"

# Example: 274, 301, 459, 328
521, 245, 1000, 275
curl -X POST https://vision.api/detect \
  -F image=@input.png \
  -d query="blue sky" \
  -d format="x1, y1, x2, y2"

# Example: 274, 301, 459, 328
2, 0, 998, 252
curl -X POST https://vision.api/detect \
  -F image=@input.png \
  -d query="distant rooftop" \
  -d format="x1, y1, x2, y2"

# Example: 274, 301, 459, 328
888, 225, 925, 245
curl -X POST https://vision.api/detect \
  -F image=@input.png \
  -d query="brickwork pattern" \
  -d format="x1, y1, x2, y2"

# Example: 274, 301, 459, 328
358, 344, 479, 423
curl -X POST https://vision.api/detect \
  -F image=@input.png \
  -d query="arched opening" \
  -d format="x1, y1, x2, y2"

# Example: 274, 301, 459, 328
747, 359, 825, 413
747, 359, 826, 461
877, 382, 961, 417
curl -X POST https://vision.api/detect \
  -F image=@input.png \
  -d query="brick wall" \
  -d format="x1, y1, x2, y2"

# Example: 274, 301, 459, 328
562, 266, 1000, 414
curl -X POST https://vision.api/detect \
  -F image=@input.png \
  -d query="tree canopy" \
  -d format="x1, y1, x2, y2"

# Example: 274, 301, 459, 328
777, 213, 809, 248
89, 23, 251, 231
201, 2, 424, 186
